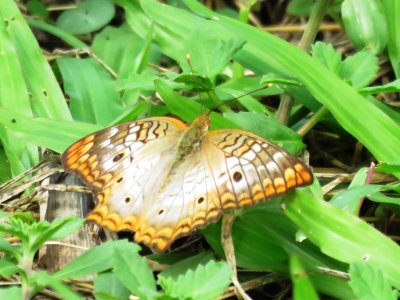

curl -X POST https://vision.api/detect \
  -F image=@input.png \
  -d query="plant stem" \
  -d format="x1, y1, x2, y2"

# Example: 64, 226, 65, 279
20, 250, 34, 300
207, 90, 233, 113
276, 0, 334, 125
297, 106, 329, 136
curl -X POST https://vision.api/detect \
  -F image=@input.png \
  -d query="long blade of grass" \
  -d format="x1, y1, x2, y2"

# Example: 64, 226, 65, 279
0, 18, 38, 176
0, 0, 71, 120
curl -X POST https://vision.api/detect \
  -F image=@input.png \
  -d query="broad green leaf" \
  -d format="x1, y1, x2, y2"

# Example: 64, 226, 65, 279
112, 242, 158, 299
56, 0, 115, 35
342, 0, 388, 53
0, 217, 82, 254
329, 167, 369, 214
290, 256, 319, 300
46, 218, 84, 241
203, 198, 345, 276
92, 25, 145, 78
0, 259, 20, 277
33, 271, 84, 300
349, 262, 398, 300
284, 190, 400, 289
341, 50, 379, 88
0, 237, 20, 257
0, 286, 22, 299
158, 253, 231, 300
0, 0, 71, 120
182, 24, 245, 78
93, 272, 131, 300
0, 108, 101, 153
57, 57, 124, 126
311, 42, 342, 75
53, 240, 131, 281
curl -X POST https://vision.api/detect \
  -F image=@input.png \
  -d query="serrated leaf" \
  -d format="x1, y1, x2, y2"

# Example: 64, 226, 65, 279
112, 242, 158, 299
53, 240, 130, 280
56, 0, 115, 35
349, 262, 398, 300
93, 272, 131, 300
341, 50, 379, 88
28, 217, 84, 253
311, 42, 342, 75
158, 253, 231, 300
33, 271, 83, 300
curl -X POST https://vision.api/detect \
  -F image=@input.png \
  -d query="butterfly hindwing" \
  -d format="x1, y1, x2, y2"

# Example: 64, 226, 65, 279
203, 129, 313, 209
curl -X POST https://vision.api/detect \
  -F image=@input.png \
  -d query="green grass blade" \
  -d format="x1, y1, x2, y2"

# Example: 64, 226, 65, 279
182, 0, 400, 165
0, 18, 39, 175
0, 0, 71, 120
0, 108, 100, 153
284, 190, 400, 289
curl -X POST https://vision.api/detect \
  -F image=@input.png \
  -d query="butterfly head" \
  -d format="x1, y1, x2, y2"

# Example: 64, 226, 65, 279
191, 113, 211, 136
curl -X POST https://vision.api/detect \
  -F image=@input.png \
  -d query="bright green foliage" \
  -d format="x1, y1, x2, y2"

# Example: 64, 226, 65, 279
93, 272, 131, 300
383, 0, 400, 77
349, 262, 399, 300
0, 215, 84, 299
284, 190, 400, 289
290, 255, 319, 300
57, 58, 124, 126
56, 0, 115, 35
329, 167, 369, 214
342, 0, 388, 53
158, 253, 232, 300
112, 243, 158, 299
0, 286, 22, 299
0, 0, 400, 299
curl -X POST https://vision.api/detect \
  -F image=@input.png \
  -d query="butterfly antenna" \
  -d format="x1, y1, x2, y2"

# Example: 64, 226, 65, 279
186, 54, 206, 115
212, 83, 274, 111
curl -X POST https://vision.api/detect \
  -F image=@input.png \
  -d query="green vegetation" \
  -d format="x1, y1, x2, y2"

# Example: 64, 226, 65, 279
0, 0, 399, 299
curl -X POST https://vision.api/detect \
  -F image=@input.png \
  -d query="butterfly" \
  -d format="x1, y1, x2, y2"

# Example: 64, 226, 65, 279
62, 114, 313, 252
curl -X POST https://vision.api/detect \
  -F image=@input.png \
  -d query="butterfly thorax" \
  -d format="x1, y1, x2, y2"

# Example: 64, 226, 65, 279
175, 114, 210, 159
156, 114, 210, 194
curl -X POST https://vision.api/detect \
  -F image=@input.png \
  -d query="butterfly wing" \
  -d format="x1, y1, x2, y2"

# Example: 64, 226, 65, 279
202, 129, 313, 209
63, 117, 313, 253
62, 117, 188, 238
